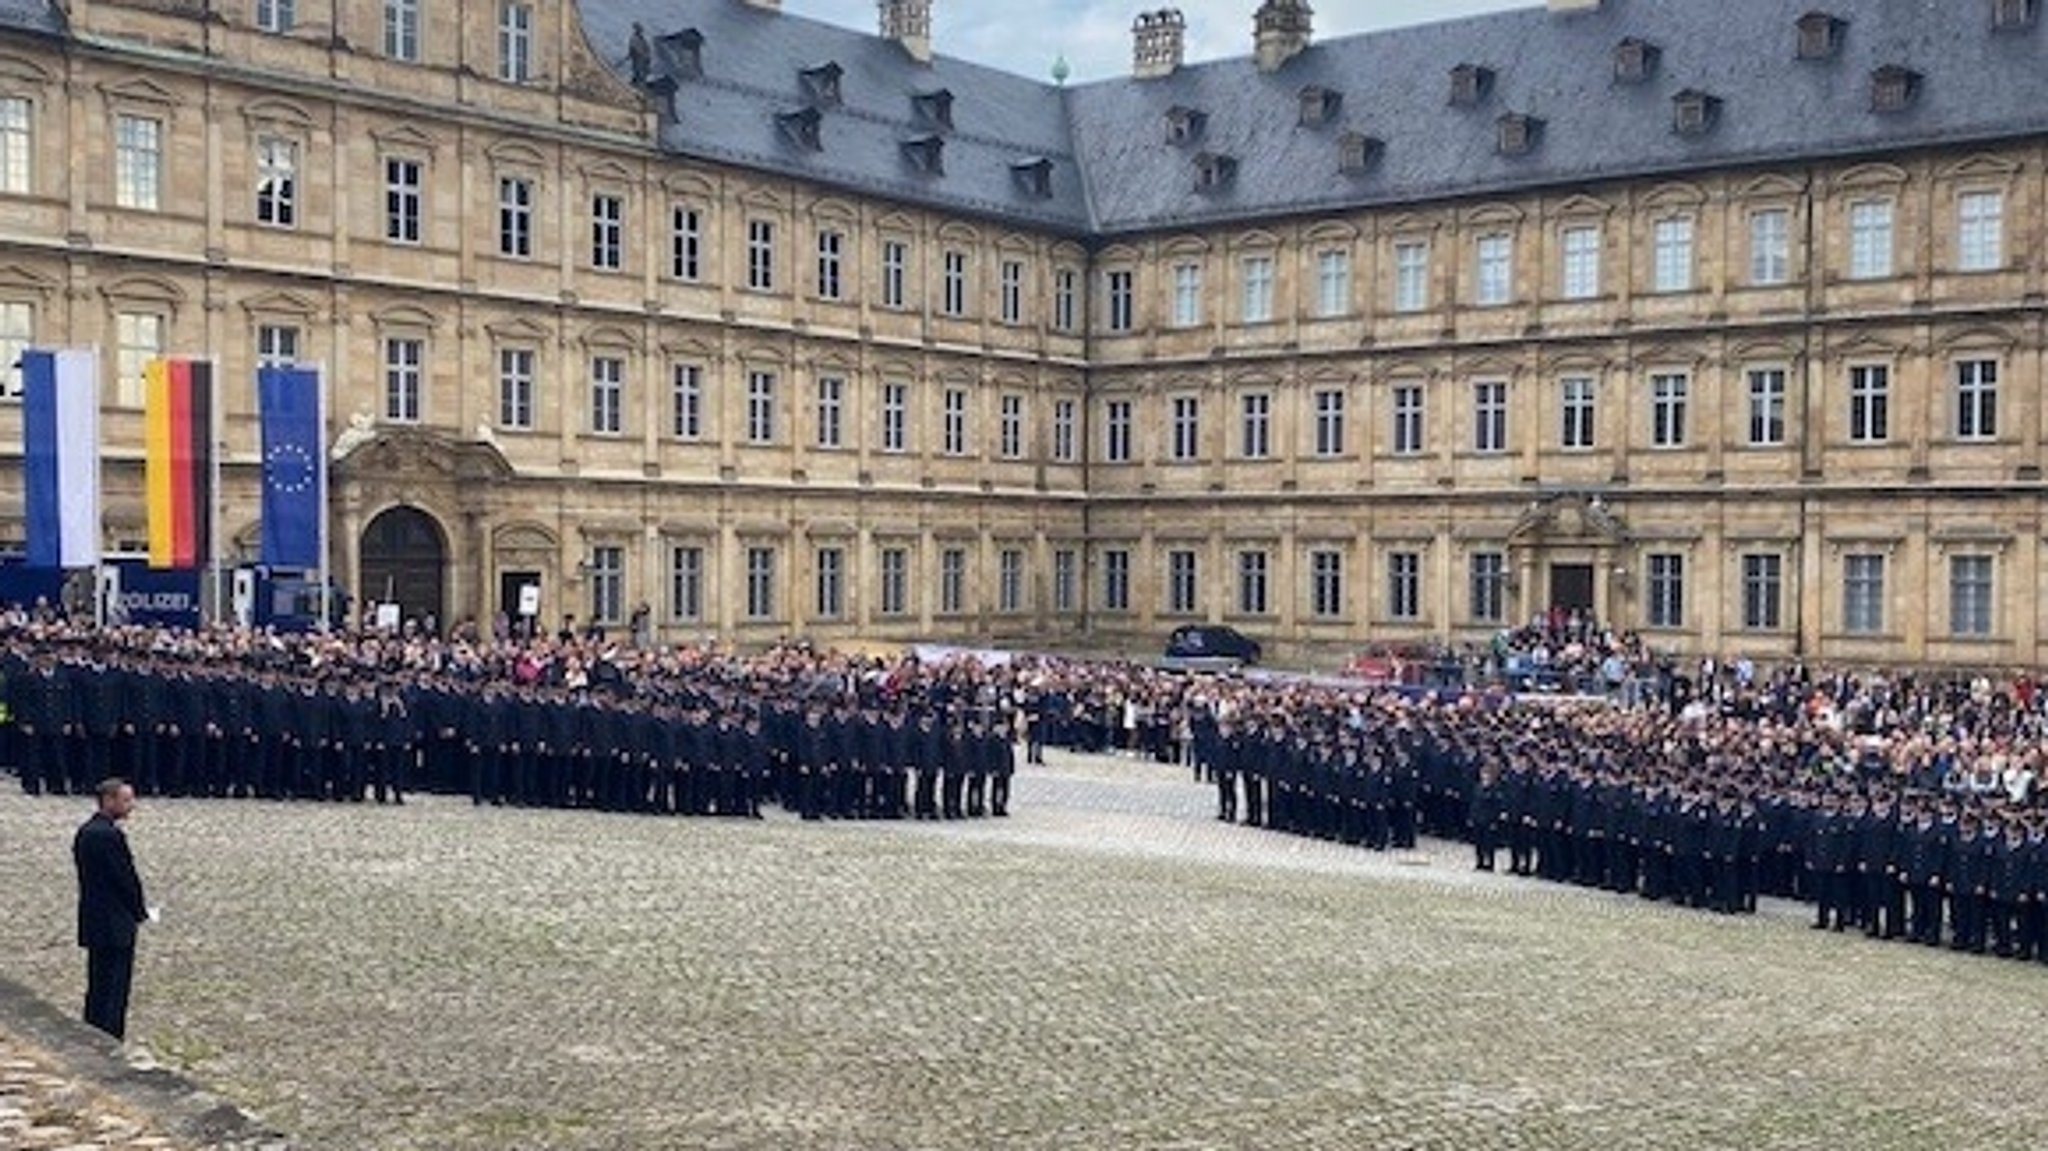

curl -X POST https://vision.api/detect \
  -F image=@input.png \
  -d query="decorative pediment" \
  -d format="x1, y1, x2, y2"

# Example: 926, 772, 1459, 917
1228, 229, 1281, 252
0, 53, 54, 84
810, 196, 858, 224
936, 220, 979, 245
370, 123, 440, 157
239, 289, 320, 318
581, 324, 640, 351
333, 426, 514, 484
1834, 162, 1909, 190
1643, 181, 1708, 209
369, 304, 439, 331
241, 98, 315, 132
580, 158, 635, 186
0, 263, 58, 296
1735, 173, 1804, 200
1162, 235, 1211, 256
1551, 194, 1613, 219
1939, 153, 2024, 181
1938, 325, 2020, 353
494, 522, 559, 554
486, 316, 553, 343
660, 170, 715, 199
1463, 201, 1525, 226
1510, 493, 1630, 546
98, 274, 185, 306
1304, 220, 1360, 243
99, 76, 179, 109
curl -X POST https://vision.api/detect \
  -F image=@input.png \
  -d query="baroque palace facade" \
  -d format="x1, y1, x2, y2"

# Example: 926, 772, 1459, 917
1, 0, 2047, 666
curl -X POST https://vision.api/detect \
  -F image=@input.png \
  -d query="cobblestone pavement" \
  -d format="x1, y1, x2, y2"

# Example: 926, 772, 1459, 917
3, 751, 2047, 1150
0, 1030, 188, 1149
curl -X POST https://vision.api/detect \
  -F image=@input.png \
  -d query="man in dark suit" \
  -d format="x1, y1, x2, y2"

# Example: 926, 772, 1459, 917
73, 778, 150, 1041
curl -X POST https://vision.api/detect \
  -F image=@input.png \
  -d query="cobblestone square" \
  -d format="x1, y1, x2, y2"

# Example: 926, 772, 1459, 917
2, 753, 2046, 1150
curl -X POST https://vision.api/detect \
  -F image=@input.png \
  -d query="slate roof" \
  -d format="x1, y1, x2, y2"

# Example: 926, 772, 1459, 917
5, 0, 2047, 239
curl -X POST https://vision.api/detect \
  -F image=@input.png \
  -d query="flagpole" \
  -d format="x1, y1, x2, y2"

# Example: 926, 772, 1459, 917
315, 360, 331, 634
89, 347, 105, 631
210, 355, 225, 629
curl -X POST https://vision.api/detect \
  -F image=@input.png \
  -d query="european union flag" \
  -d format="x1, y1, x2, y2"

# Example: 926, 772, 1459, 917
257, 365, 325, 570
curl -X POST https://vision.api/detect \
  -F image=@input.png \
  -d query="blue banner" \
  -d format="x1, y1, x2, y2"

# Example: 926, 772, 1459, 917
257, 365, 324, 570
112, 564, 202, 630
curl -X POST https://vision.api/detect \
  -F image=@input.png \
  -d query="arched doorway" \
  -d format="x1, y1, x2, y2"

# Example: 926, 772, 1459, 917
360, 506, 447, 629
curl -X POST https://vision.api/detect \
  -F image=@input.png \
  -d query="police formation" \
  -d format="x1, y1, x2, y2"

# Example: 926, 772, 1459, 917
2, 625, 1016, 824
1189, 679, 2048, 967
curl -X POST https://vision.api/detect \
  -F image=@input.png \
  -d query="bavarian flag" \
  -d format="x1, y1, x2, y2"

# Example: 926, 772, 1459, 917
143, 357, 214, 570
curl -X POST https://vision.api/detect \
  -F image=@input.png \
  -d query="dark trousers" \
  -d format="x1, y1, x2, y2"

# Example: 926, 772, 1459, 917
84, 946, 136, 1041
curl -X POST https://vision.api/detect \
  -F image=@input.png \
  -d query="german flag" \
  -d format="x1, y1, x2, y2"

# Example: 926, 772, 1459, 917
143, 358, 214, 569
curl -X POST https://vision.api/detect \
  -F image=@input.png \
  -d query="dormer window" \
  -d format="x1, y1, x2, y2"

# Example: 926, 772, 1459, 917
1298, 86, 1340, 128
800, 62, 843, 107
1450, 64, 1495, 108
1796, 12, 1846, 60
1671, 89, 1722, 137
1165, 105, 1207, 145
777, 107, 823, 151
912, 89, 955, 131
1994, 0, 2040, 30
1613, 38, 1660, 83
1193, 151, 1237, 192
1337, 132, 1381, 176
663, 29, 704, 80
1496, 112, 1540, 156
1011, 157, 1054, 199
902, 134, 945, 175
1871, 65, 1922, 112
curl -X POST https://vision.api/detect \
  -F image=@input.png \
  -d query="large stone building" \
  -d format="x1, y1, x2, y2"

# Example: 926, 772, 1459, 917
0, 0, 2045, 666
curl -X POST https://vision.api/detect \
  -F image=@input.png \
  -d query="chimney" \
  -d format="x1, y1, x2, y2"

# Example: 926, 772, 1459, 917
880, 0, 934, 64
1133, 9, 1187, 80
1253, 0, 1311, 74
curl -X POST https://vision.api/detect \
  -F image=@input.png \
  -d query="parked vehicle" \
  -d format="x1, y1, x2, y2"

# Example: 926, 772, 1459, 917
1163, 625, 1262, 667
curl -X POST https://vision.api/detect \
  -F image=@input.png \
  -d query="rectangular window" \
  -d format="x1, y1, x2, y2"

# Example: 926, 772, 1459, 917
1102, 549, 1131, 612
1106, 270, 1134, 332
1469, 552, 1505, 624
588, 356, 623, 435
1310, 549, 1344, 618
498, 177, 533, 258
942, 388, 968, 456
671, 363, 703, 440
1472, 380, 1508, 454
0, 97, 30, 195
1941, 552, 1990, 634
114, 115, 161, 211
383, 336, 422, 422
1054, 549, 1078, 613
1652, 217, 1694, 293
254, 136, 297, 228
1750, 209, 1791, 286
1052, 399, 1076, 463
1313, 389, 1345, 457
256, 324, 300, 366
1561, 226, 1600, 299
999, 549, 1025, 613
1560, 376, 1595, 450
383, 0, 419, 61
1848, 200, 1894, 281
814, 547, 844, 619
1170, 396, 1200, 462
1957, 359, 1998, 440
1741, 554, 1782, 631
1000, 260, 1024, 324
999, 394, 1024, 460
814, 375, 844, 449
255, 0, 294, 33
670, 545, 703, 622
1843, 553, 1885, 634
815, 230, 843, 300
588, 545, 624, 626
878, 547, 909, 616
1848, 365, 1889, 443
942, 250, 968, 316
0, 301, 34, 397
939, 548, 966, 614
1746, 368, 1786, 446
1104, 399, 1133, 463
497, 1, 533, 83
385, 157, 422, 244
114, 311, 162, 408
1958, 191, 2004, 272
881, 382, 909, 453
1475, 234, 1512, 306
1054, 268, 1079, 332
671, 205, 702, 281
1240, 393, 1271, 459
1237, 550, 1270, 615
1646, 553, 1684, 628
1167, 549, 1198, 615
746, 219, 775, 291
1387, 552, 1421, 621
1392, 384, 1425, 455
745, 371, 776, 444
1650, 372, 1688, 448
1316, 249, 1351, 318
881, 240, 908, 308
590, 194, 623, 270
497, 347, 534, 430
1393, 241, 1429, 312
1171, 262, 1202, 328
1240, 256, 1274, 323
745, 547, 776, 620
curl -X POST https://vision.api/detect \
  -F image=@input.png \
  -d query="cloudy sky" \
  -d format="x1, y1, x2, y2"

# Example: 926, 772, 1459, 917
786, 0, 1532, 83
